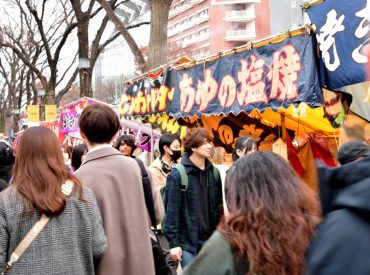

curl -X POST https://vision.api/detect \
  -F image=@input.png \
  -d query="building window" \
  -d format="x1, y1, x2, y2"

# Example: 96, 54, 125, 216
198, 9, 208, 16
199, 28, 209, 35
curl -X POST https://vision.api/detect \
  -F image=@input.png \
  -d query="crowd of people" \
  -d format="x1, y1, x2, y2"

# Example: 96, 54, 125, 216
0, 103, 370, 275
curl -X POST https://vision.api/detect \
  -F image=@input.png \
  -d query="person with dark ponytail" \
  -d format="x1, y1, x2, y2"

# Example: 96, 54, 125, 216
232, 136, 258, 162
183, 151, 319, 275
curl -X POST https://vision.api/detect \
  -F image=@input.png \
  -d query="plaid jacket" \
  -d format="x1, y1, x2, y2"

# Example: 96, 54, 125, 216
0, 186, 107, 274
163, 154, 222, 253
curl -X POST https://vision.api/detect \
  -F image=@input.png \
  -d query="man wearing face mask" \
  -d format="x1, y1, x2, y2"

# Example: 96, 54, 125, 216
149, 134, 182, 189
149, 134, 182, 274
163, 128, 223, 269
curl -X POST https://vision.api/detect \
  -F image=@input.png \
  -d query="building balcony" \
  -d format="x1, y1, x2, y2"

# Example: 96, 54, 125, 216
212, 0, 260, 5
169, 0, 207, 18
169, 4, 191, 18
225, 29, 256, 41
182, 33, 210, 48
168, 14, 209, 37
224, 10, 255, 22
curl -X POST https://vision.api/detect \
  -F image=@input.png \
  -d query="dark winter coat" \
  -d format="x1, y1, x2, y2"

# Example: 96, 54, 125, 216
0, 179, 7, 192
163, 153, 223, 253
0, 155, 14, 183
306, 156, 370, 275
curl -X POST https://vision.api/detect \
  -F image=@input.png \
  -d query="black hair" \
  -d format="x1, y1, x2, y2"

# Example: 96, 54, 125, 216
232, 136, 258, 161
0, 142, 14, 158
158, 133, 181, 157
337, 140, 370, 165
71, 144, 88, 171
79, 104, 120, 144
114, 135, 137, 155
0, 142, 14, 183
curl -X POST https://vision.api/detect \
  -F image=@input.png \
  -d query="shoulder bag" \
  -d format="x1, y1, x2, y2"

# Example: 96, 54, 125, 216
1, 181, 74, 274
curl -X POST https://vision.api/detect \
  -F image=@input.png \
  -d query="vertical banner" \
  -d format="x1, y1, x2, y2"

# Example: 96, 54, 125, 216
45, 105, 57, 121
306, 0, 369, 89
27, 105, 40, 122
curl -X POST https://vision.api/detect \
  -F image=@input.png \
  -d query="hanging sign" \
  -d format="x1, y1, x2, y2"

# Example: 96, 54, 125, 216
27, 105, 40, 122
119, 34, 324, 118
306, 0, 369, 89
45, 105, 57, 121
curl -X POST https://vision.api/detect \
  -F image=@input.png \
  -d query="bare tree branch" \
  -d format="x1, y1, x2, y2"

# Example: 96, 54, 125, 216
0, 40, 46, 84
25, 0, 54, 68
57, 52, 78, 86
96, 0, 148, 72
55, 68, 79, 104
95, 20, 150, 56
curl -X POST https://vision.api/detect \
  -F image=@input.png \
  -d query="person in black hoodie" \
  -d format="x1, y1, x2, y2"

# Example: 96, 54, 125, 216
163, 128, 223, 268
306, 142, 370, 275
0, 141, 15, 191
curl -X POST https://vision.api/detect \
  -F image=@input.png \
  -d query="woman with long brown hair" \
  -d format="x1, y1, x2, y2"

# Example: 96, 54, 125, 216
183, 151, 319, 275
0, 127, 107, 274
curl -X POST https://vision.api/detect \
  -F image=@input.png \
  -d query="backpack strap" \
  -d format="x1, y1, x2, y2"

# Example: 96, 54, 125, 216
174, 163, 188, 191
212, 165, 220, 183
174, 164, 219, 191
135, 158, 157, 230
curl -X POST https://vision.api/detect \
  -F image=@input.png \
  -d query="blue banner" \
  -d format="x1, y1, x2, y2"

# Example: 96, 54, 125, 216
119, 34, 324, 118
307, 0, 369, 89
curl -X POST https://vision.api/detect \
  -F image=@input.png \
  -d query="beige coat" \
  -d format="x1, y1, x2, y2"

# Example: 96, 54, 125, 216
148, 157, 168, 188
75, 147, 155, 275
146, 165, 165, 225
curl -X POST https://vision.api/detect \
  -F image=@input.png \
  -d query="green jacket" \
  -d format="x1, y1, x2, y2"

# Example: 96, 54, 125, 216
182, 230, 238, 275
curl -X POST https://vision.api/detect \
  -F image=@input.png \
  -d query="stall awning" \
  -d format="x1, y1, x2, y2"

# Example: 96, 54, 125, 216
119, 28, 339, 137
253, 104, 337, 135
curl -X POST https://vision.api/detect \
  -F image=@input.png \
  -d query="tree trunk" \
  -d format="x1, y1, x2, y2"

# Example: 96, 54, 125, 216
80, 68, 93, 98
148, 0, 172, 70
45, 73, 56, 104
77, 19, 93, 98
44, 92, 55, 104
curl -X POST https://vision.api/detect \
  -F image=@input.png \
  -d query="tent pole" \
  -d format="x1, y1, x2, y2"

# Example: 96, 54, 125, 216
281, 114, 287, 142
150, 124, 154, 164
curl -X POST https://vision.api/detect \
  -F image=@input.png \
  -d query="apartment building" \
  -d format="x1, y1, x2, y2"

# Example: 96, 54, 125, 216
167, 0, 271, 60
